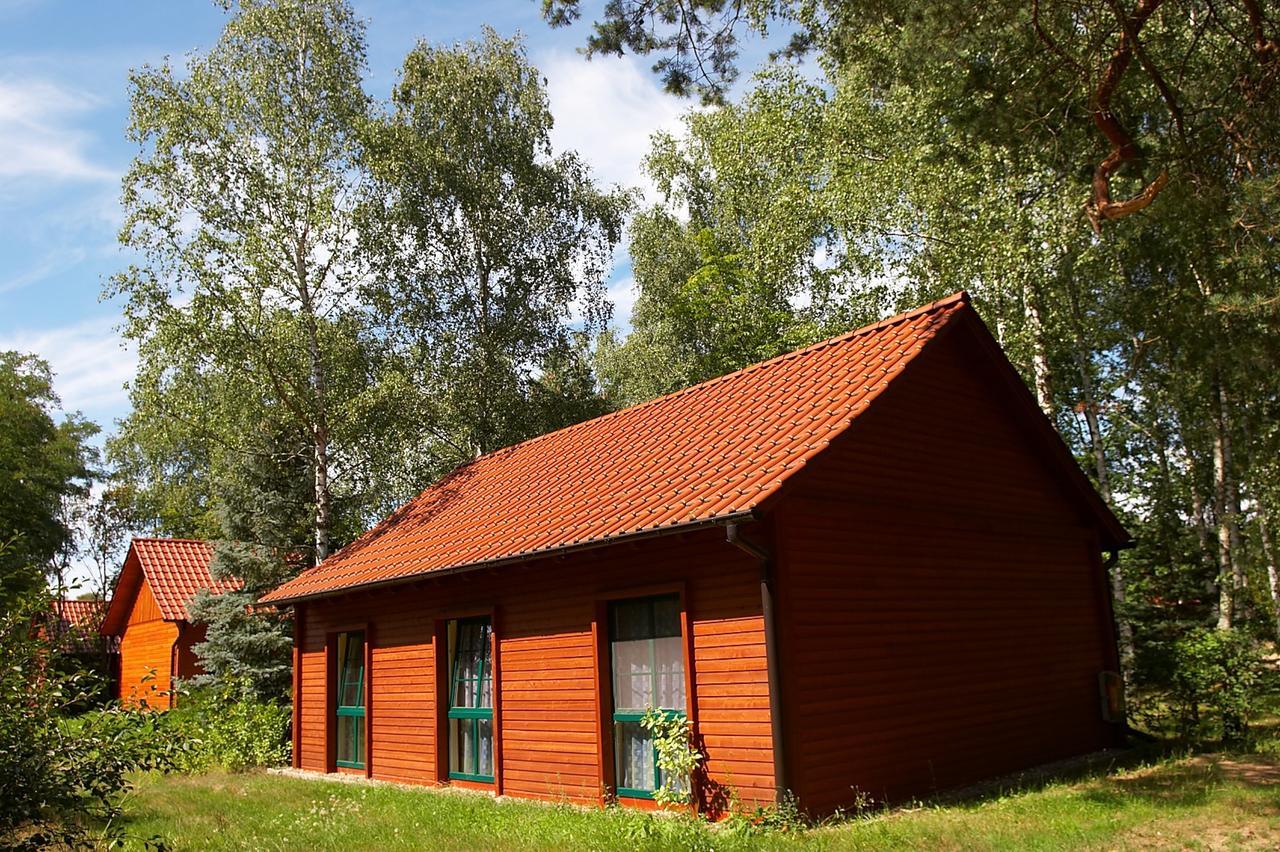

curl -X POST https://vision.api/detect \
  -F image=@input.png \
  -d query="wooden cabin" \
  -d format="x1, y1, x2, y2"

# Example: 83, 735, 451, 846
101, 538, 239, 708
41, 598, 117, 702
262, 293, 1129, 816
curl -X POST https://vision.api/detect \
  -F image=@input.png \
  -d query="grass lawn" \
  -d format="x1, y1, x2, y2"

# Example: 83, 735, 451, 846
112, 749, 1280, 851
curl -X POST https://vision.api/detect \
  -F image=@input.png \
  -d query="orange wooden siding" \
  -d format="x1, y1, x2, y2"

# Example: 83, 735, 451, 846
117, 579, 179, 708
776, 323, 1120, 814
296, 529, 776, 810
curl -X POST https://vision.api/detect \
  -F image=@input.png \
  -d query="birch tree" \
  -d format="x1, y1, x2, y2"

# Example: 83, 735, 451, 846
111, 0, 372, 563
362, 30, 626, 462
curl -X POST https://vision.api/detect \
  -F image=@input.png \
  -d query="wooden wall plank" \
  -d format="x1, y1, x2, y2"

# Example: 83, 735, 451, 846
117, 580, 178, 708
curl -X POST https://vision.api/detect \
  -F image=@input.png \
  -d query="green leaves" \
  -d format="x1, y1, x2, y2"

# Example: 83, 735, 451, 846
111, 0, 381, 560
638, 706, 701, 807
0, 353, 97, 607
361, 29, 627, 458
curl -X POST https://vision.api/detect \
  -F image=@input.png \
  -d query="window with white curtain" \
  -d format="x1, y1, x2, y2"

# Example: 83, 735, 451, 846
609, 595, 686, 797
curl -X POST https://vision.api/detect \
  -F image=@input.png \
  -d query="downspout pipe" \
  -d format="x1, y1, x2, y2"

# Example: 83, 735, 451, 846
1101, 549, 1153, 742
1102, 548, 1124, 677
169, 631, 180, 710
726, 522, 787, 802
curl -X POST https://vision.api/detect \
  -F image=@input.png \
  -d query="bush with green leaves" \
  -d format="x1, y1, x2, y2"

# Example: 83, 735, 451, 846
1128, 623, 1273, 746
163, 678, 292, 772
0, 594, 177, 848
1168, 627, 1266, 744
638, 706, 702, 806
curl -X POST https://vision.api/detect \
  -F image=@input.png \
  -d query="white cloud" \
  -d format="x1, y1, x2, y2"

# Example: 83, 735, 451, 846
0, 77, 115, 183
538, 50, 688, 198
540, 52, 693, 334
0, 314, 135, 422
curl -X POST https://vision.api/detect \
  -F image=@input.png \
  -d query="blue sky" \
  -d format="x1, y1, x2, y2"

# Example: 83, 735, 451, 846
0, 0, 724, 435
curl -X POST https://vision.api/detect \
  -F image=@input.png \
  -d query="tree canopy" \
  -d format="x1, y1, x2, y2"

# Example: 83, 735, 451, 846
104, 2, 626, 697
0, 353, 97, 608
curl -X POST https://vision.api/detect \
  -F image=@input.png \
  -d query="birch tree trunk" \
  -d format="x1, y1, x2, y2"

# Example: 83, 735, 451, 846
1213, 380, 1241, 630
308, 321, 333, 562
1073, 343, 1134, 674
1260, 514, 1280, 642
299, 274, 332, 562
1023, 282, 1054, 418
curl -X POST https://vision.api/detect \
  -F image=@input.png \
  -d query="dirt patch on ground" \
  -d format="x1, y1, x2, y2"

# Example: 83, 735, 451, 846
1118, 816, 1280, 851
1109, 754, 1280, 850
1196, 756, 1280, 787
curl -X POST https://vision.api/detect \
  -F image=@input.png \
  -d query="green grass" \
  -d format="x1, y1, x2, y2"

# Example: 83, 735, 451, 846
111, 749, 1280, 851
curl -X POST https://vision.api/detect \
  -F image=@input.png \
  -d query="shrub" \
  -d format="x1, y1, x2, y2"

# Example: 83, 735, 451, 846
639, 706, 702, 806
718, 790, 811, 836
1169, 627, 1266, 743
0, 595, 175, 848
164, 678, 292, 771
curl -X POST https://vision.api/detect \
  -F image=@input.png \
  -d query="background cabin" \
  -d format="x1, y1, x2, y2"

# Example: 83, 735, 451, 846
263, 293, 1129, 816
100, 538, 239, 708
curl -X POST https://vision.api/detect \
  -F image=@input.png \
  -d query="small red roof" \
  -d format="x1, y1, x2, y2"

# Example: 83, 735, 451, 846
263, 292, 1127, 606
52, 598, 104, 629
39, 599, 108, 653
101, 538, 240, 634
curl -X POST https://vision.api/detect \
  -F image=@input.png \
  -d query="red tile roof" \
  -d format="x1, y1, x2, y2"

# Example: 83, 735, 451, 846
132, 538, 239, 620
39, 599, 108, 653
52, 598, 104, 630
263, 293, 979, 604
102, 538, 241, 634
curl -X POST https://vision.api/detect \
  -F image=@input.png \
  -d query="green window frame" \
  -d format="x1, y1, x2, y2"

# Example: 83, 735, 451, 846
335, 631, 366, 769
447, 617, 494, 783
608, 595, 686, 799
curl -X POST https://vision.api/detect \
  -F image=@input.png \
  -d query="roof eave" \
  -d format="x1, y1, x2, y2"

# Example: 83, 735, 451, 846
262, 508, 761, 607
99, 545, 141, 637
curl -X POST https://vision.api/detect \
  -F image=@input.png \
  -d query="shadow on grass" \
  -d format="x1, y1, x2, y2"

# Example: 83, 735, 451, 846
1077, 748, 1280, 814
909, 731, 1280, 818
918, 742, 1161, 811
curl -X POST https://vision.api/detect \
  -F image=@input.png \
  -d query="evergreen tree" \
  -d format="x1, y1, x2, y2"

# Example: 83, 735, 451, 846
189, 419, 312, 700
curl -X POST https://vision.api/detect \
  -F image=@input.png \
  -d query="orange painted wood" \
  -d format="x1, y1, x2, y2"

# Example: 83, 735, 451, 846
292, 605, 303, 768
117, 579, 179, 708
294, 529, 775, 812
774, 324, 1122, 815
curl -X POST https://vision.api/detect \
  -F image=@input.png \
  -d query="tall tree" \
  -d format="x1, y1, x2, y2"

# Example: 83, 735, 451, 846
601, 1, 1280, 688
543, 1, 1280, 229
0, 353, 97, 607
110, 0, 374, 563
361, 29, 626, 461
599, 67, 895, 405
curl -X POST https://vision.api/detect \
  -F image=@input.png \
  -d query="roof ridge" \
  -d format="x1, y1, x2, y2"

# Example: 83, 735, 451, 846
468, 291, 971, 467
132, 537, 210, 544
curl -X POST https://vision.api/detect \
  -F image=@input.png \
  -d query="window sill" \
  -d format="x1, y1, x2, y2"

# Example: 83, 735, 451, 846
449, 772, 495, 785
616, 787, 656, 800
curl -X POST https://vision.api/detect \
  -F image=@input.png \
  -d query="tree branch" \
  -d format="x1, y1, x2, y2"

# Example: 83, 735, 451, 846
1085, 0, 1172, 232
1242, 0, 1279, 61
